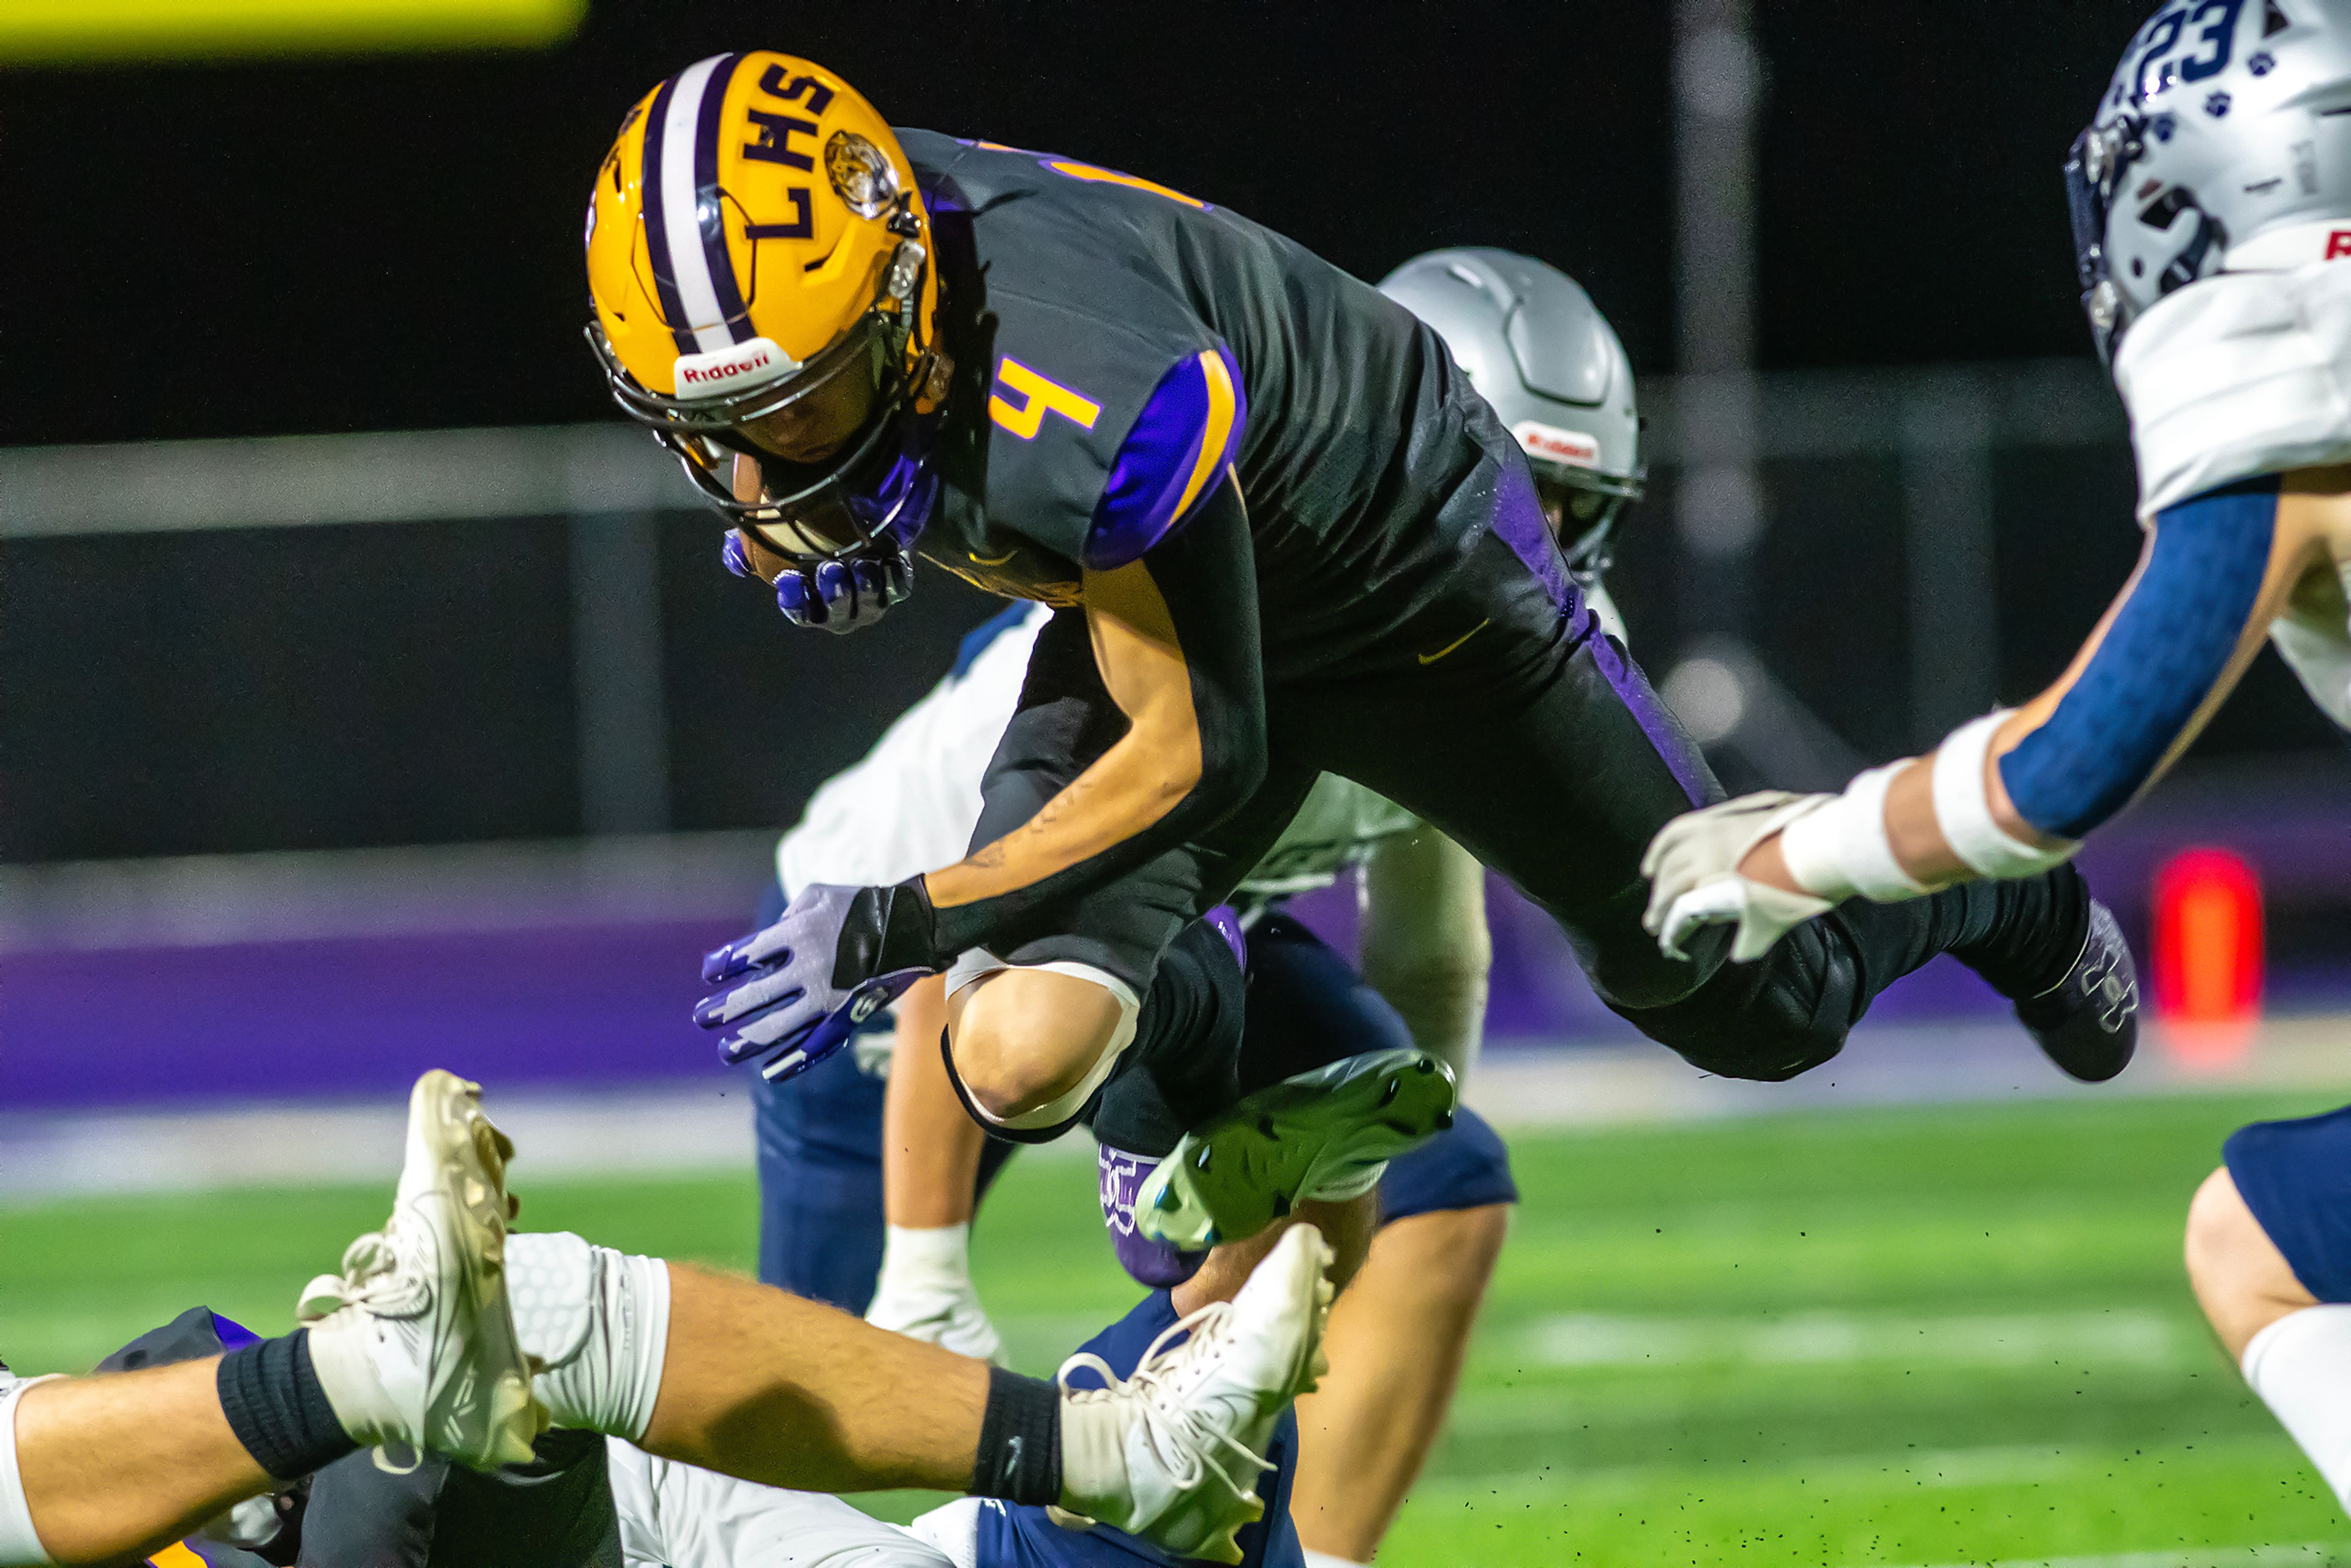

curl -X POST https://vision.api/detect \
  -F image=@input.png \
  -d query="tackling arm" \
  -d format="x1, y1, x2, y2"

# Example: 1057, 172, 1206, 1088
1647, 471, 2348, 960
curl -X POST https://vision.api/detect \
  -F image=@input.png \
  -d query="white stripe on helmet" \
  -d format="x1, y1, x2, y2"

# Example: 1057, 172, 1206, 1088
658, 54, 733, 356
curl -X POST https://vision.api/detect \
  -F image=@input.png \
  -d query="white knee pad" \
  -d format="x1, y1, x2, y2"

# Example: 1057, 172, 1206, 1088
0, 1373, 59, 1566
506, 1232, 670, 1442
944, 953, 1139, 1131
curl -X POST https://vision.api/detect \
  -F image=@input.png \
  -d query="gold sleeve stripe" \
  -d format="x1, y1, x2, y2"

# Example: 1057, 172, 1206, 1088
1168, 351, 1240, 525
1044, 160, 1209, 210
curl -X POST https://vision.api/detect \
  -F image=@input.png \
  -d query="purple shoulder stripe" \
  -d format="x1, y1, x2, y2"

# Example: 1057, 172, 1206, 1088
1083, 345, 1248, 570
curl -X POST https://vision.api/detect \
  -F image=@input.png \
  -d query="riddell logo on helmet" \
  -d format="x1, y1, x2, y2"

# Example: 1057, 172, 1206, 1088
2328, 230, 2351, 260
681, 349, 770, 386
1513, 420, 1602, 469
673, 337, 795, 399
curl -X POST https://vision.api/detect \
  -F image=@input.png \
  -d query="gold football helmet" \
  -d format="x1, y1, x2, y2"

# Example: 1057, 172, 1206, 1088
584, 51, 942, 589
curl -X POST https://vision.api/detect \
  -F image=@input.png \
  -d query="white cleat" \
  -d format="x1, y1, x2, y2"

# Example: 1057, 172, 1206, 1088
1059, 1223, 1335, 1565
300, 1070, 544, 1472
866, 1280, 1011, 1367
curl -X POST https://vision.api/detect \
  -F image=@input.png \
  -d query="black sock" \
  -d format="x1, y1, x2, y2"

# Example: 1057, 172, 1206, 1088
1943, 863, 2090, 1000
972, 1365, 1062, 1506
216, 1330, 356, 1482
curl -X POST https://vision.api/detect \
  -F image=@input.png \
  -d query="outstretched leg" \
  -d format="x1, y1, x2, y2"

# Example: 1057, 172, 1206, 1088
1291, 529, 2129, 1082
1289, 1111, 1515, 1566
2186, 1108, 2351, 1515
549, 1228, 1333, 1566
3, 1070, 538, 1565
5, 1358, 278, 1564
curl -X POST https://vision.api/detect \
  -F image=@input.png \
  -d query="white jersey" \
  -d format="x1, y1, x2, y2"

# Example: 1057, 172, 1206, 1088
776, 603, 1422, 899
2114, 259, 2351, 729
607, 1440, 951, 1568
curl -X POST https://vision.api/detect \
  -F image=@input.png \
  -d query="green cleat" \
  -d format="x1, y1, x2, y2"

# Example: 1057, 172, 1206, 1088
1136, 1048, 1458, 1250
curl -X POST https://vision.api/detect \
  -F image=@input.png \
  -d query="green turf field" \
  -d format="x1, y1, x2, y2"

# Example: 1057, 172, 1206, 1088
7, 1087, 2350, 1566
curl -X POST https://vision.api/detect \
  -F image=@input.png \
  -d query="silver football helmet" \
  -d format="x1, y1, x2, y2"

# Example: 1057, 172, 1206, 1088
1379, 248, 1643, 576
2071, 0, 2351, 364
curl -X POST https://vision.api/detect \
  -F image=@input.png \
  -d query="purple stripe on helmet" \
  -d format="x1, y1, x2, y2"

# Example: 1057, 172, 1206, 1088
1098, 1145, 1206, 1288
639, 73, 697, 356
692, 51, 752, 345
1084, 345, 1248, 570
1588, 631, 1715, 808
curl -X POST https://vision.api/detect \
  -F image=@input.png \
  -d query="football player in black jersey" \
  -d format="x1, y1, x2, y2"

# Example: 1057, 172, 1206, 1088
585, 53, 2140, 1241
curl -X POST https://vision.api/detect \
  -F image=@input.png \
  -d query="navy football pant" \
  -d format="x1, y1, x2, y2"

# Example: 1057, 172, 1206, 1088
2227, 1105, 2351, 1304
749, 876, 1016, 1310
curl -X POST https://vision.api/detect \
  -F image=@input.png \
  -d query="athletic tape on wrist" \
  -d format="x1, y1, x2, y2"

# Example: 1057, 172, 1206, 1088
874, 1223, 974, 1305
0, 1375, 59, 1565
1777, 765, 1928, 902
1932, 712, 2079, 879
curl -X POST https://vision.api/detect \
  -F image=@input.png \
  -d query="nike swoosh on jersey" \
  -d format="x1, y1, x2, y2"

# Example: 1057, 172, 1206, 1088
1416, 618, 1491, 664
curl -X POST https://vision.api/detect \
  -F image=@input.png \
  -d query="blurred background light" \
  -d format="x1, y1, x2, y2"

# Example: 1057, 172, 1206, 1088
1662, 655, 1747, 746
2153, 846, 2266, 1068
0, 0, 586, 64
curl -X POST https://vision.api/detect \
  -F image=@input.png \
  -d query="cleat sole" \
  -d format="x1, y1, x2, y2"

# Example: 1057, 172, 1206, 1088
408, 1070, 547, 1471
1138, 1048, 1456, 1248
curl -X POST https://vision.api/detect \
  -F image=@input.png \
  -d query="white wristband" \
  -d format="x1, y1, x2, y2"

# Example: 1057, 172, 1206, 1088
1931, 711, 2079, 879
1777, 764, 1930, 902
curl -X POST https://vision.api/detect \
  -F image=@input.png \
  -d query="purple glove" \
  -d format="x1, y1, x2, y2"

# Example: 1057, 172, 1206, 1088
696, 879, 939, 1082
776, 555, 912, 633
719, 536, 912, 633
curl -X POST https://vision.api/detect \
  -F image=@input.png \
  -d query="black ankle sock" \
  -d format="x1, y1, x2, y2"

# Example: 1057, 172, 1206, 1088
217, 1330, 356, 1481
1947, 863, 2090, 1000
972, 1365, 1062, 1506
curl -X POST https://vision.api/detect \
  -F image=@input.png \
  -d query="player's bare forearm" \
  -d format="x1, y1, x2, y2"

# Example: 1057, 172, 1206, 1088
924, 561, 1204, 917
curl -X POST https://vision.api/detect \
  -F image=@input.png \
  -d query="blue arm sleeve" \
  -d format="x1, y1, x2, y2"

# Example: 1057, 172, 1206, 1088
1998, 475, 2278, 839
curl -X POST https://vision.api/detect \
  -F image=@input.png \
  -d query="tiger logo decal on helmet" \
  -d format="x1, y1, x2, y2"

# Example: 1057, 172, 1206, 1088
584, 52, 943, 629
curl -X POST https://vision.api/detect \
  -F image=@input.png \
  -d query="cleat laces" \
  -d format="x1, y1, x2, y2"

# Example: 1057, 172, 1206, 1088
1056, 1302, 1273, 1506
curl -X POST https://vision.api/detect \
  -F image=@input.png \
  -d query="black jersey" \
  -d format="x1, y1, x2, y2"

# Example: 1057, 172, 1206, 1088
903, 132, 1521, 675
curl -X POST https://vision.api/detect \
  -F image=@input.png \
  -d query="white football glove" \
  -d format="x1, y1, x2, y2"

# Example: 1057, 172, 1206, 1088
1641, 791, 1838, 963
866, 1275, 1010, 1367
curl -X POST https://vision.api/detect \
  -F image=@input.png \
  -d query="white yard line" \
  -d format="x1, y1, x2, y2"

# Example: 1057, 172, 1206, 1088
2, 1013, 2343, 1200
1518, 1307, 2194, 1371
0, 1081, 1095, 1201
1466, 1011, 2351, 1132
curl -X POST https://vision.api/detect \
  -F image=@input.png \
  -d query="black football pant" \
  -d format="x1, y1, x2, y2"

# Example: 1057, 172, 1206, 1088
973, 523, 2078, 1085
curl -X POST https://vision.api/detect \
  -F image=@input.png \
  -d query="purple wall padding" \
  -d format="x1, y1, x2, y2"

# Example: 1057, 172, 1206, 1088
4, 779, 2342, 1112
1, 920, 737, 1111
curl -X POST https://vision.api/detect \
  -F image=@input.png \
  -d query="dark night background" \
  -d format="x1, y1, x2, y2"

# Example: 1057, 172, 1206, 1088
3, 0, 2331, 864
